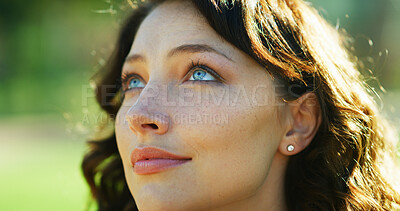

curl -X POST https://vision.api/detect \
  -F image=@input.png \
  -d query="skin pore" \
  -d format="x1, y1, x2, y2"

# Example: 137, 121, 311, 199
115, 1, 321, 210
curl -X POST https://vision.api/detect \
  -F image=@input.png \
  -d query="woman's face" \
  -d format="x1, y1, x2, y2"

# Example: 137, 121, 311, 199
115, 1, 288, 210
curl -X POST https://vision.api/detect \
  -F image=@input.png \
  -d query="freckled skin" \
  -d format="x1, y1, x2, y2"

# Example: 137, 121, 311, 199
115, 1, 290, 211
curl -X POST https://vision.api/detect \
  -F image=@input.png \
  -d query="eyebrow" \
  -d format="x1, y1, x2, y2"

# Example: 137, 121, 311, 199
124, 44, 233, 64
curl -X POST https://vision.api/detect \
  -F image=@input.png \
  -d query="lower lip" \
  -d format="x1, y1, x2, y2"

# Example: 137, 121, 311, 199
133, 159, 191, 175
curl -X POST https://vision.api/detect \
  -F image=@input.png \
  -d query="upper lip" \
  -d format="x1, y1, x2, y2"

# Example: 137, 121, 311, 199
130, 147, 192, 166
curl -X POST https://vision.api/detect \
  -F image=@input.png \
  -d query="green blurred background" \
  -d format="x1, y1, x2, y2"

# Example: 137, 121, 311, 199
0, 0, 399, 210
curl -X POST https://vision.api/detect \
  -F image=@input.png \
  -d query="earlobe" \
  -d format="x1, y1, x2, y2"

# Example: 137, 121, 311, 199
279, 129, 300, 155
279, 92, 322, 156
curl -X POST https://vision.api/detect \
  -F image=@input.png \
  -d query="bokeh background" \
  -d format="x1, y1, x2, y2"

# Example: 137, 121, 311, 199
0, 0, 399, 210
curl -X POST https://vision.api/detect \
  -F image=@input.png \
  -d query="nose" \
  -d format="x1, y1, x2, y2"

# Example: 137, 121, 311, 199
125, 82, 171, 136
126, 107, 170, 136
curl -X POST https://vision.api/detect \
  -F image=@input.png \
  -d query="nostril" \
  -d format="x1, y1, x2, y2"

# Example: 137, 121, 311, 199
142, 123, 159, 130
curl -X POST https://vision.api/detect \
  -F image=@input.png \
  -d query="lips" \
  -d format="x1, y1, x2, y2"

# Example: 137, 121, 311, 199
130, 147, 192, 175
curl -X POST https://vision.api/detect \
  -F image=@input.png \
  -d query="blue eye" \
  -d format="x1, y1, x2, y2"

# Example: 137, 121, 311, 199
121, 73, 146, 92
128, 78, 145, 89
189, 69, 216, 81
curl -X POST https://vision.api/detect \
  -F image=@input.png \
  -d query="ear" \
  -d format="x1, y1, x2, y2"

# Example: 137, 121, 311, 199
279, 92, 322, 156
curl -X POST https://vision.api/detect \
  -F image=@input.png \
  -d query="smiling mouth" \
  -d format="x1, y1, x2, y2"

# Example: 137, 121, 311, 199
130, 147, 192, 175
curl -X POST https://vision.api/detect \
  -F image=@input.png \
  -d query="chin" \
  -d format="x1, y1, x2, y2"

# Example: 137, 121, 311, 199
131, 181, 197, 211
134, 193, 198, 211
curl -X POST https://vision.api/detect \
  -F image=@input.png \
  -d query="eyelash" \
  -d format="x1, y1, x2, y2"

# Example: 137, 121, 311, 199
121, 72, 145, 92
120, 60, 224, 93
185, 59, 224, 83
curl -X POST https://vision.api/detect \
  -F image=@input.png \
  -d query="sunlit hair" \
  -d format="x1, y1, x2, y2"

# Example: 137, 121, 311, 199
82, 0, 400, 210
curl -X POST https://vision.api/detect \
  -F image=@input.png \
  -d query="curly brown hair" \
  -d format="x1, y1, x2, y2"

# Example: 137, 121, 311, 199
82, 0, 400, 210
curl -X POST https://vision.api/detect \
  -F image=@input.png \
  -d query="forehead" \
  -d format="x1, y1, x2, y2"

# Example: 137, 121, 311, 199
140, 1, 206, 34
129, 1, 232, 56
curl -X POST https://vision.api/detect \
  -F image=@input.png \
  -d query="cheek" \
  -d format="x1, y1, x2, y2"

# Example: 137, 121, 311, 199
115, 103, 142, 196
173, 91, 283, 204
115, 104, 135, 166
178, 85, 282, 158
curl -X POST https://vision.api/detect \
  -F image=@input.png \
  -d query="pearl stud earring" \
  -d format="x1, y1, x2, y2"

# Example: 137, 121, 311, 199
287, 144, 295, 152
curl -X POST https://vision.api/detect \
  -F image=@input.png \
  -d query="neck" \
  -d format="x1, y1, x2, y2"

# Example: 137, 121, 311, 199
208, 152, 289, 211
